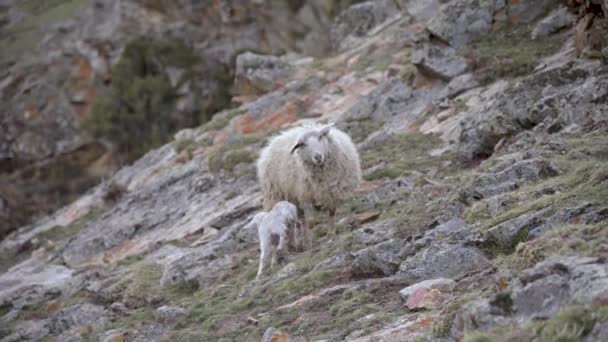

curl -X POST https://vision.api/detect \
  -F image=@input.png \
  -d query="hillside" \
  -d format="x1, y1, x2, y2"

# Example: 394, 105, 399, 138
1, 0, 608, 341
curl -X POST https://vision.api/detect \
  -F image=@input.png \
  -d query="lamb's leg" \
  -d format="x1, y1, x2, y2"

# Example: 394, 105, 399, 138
276, 231, 287, 265
270, 242, 278, 270
256, 240, 269, 280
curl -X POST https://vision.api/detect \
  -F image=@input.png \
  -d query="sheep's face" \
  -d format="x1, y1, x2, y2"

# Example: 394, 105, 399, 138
291, 126, 332, 166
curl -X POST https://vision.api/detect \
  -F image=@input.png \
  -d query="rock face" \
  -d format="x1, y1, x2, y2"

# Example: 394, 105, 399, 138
1, 1, 608, 341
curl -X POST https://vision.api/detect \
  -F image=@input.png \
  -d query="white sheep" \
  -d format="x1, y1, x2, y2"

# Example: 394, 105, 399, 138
256, 123, 361, 247
244, 201, 303, 279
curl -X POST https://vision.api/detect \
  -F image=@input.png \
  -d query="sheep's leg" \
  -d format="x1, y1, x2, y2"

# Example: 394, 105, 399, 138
276, 231, 287, 265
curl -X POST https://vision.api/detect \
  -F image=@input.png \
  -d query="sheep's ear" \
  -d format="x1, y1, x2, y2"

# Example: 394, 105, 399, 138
290, 142, 303, 154
320, 124, 334, 137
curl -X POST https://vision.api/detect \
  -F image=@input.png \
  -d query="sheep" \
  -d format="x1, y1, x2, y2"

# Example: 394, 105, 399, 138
244, 201, 304, 280
256, 122, 361, 247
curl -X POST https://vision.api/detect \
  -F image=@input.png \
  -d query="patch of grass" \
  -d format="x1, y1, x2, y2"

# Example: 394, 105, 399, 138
432, 295, 478, 338
206, 131, 271, 173
199, 108, 247, 133
37, 206, 105, 245
464, 23, 562, 85
330, 289, 379, 331
465, 159, 608, 230
346, 117, 385, 143
361, 132, 445, 181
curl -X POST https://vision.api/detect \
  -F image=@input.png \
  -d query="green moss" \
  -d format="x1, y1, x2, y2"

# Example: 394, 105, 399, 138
464, 23, 562, 85
207, 147, 254, 173
200, 108, 247, 132
361, 132, 445, 181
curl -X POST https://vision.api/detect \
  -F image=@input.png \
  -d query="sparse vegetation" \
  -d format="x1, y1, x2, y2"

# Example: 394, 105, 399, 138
463, 24, 562, 85
361, 132, 445, 181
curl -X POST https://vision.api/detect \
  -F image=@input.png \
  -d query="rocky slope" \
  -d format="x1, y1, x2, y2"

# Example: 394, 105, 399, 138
0, 0, 362, 237
1, 0, 608, 341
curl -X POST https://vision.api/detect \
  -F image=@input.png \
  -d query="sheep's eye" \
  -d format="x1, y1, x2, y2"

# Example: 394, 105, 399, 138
290, 142, 305, 154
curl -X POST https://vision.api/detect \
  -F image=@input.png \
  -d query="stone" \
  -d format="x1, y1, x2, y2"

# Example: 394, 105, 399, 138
154, 305, 189, 322
585, 322, 608, 342
48, 303, 110, 335
399, 278, 456, 309
354, 220, 396, 245
463, 158, 558, 201
234, 52, 293, 96
100, 330, 125, 342
331, 0, 399, 51
531, 6, 575, 40
441, 73, 479, 99
262, 327, 290, 342
412, 44, 470, 81
352, 239, 407, 278
483, 208, 553, 252
397, 0, 442, 21
398, 243, 492, 282
426, 0, 496, 48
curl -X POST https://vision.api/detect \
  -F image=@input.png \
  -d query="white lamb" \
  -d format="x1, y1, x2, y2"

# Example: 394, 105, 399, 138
257, 123, 361, 247
244, 201, 303, 280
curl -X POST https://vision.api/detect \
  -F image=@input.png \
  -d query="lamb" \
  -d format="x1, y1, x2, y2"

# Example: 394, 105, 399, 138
244, 201, 303, 280
256, 123, 361, 247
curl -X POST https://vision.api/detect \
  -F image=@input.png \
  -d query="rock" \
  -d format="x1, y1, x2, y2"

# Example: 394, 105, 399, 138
99, 330, 125, 342
154, 305, 189, 322
397, 0, 442, 21
0, 258, 80, 309
48, 303, 109, 335
399, 278, 456, 301
458, 63, 608, 160
453, 256, 608, 339
441, 73, 479, 99
429, 217, 472, 241
531, 6, 575, 40
354, 220, 396, 245
412, 44, 470, 81
331, 0, 399, 51
427, 0, 496, 47
262, 327, 290, 342
463, 158, 558, 201
399, 278, 456, 310
586, 322, 608, 342
234, 52, 293, 96
352, 239, 407, 278
398, 243, 492, 282
312, 253, 354, 272
506, 0, 564, 25
2, 319, 51, 341
482, 208, 552, 252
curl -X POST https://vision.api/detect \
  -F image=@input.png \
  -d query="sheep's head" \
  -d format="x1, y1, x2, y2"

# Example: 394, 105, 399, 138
290, 125, 333, 166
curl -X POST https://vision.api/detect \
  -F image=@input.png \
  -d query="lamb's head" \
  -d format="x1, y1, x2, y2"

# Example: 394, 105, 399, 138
290, 125, 333, 167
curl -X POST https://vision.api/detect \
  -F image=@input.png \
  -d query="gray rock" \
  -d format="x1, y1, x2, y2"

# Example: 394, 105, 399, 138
99, 330, 126, 342
429, 217, 472, 241
398, 243, 492, 282
397, 0, 443, 21
0, 259, 80, 309
1, 319, 51, 342
463, 158, 558, 201
48, 303, 109, 335
426, 0, 496, 47
441, 73, 480, 99
399, 278, 456, 301
531, 6, 575, 40
453, 257, 608, 339
352, 239, 407, 278
312, 253, 354, 273
483, 208, 552, 252
331, 0, 399, 51
234, 52, 293, 95
586, 322, 608, 342
458, 63, 608, 160
154, 305, 189, 322
507, 0, 563, 25
412, 44, 470, 81
354, 220, 396, 245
